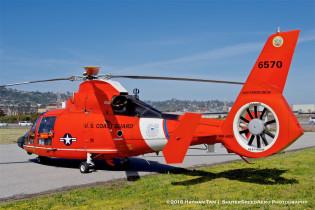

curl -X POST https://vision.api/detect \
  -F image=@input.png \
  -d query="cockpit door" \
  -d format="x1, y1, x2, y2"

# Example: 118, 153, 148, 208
36, 116, 56, 146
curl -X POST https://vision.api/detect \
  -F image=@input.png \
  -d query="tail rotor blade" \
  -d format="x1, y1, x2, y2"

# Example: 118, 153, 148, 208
254, 105, 258, 118
260, 108, 267, 120
246, 108, 254, 119
256, 135, 261, 148
248, 135, 255, 146
260, 134, 269, 146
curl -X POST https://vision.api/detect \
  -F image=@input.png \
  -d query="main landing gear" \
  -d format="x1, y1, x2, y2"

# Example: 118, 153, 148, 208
79, 153, 95, 173
79, 154, 131, 173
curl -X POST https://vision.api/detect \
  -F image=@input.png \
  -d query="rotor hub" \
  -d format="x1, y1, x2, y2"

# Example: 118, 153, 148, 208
248, 119, 264, 135
83, 66, 100, 80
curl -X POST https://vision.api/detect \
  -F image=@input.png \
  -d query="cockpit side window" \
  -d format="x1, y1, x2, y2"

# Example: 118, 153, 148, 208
38, 117, 56, 133
37, 116, 56, 145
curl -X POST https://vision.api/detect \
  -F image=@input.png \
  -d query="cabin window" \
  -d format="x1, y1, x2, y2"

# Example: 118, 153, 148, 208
112, 95, 162, 118
38, 116, 56, 145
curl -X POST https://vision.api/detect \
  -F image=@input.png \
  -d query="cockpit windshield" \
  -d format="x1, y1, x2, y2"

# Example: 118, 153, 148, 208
30, 117, 40, 133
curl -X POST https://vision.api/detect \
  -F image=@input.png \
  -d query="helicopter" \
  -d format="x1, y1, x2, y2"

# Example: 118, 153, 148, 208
0, 30, 303, 173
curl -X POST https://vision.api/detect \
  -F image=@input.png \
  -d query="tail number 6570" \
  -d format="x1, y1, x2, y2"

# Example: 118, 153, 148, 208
258, 61, 283, 69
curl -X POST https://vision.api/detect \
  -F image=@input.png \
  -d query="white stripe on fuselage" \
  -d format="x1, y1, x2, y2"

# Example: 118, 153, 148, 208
139, 118, 168, 151
23, 145, 117, 153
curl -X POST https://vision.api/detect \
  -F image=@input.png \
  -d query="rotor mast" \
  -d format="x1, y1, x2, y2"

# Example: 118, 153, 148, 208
83, 66, 100, 80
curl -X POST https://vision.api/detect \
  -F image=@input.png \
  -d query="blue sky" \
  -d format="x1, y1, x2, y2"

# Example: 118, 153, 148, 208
0, 0, 314, 104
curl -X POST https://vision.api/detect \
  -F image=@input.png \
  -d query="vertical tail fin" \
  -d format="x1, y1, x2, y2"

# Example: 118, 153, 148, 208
222, 30, 303, 158
243, 30, 300, 93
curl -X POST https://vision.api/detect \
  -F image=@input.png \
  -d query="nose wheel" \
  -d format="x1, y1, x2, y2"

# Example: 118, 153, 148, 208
79, 162, 91, 173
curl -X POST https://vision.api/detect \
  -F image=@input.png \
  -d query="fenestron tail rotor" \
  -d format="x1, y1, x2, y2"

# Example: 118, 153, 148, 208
234, 102, 279, 152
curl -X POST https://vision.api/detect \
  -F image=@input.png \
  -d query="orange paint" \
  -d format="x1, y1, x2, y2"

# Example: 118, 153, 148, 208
20, 30, 303, 167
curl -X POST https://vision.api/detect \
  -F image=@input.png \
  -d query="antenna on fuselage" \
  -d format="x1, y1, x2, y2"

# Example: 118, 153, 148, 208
133, 88, 140, 99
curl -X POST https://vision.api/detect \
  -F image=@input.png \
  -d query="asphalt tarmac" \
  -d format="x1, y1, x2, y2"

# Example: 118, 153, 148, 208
0, 132, 314, 201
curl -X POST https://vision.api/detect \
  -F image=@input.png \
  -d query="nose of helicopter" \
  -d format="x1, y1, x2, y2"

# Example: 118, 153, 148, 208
17, 132, 28, 149
17, 136, 25, 148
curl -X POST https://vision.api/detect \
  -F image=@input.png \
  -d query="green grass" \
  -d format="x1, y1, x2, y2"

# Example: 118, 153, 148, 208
0, 128, 28, 144
1, 148, 315, 210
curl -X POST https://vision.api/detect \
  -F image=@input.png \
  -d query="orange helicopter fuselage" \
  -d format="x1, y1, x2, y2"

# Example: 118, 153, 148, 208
22, 80, 222, 160
19, 30, 304, 166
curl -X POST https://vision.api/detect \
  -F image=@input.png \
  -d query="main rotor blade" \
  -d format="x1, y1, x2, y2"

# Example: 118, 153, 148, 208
1, 74, 244, 87
0, 76, 81, 87
105, 75, 244, 85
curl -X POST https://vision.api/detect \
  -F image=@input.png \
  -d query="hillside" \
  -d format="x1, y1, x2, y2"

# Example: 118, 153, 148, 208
147, 99, 233, 112
0, 87, 232, 115
0, 87, 70, 106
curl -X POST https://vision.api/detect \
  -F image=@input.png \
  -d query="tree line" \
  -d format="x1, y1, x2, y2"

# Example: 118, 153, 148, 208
0, 113, 39, 123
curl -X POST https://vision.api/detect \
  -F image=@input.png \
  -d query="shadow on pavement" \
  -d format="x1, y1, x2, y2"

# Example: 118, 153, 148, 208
28, 157, 178, 172
26, 157, 297, 185
0, 161, 32, 165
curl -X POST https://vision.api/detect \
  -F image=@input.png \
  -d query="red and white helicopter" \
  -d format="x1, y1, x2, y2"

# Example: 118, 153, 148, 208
1, 30, 303, 173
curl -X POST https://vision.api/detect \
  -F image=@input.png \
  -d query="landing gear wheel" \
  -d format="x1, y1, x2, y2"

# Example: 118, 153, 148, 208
79, 162, 90, 173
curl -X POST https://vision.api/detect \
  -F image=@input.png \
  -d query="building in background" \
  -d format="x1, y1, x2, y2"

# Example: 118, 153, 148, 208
292, 104, 315, 113
37, 102, 65, 113
0, 103, 38, 115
